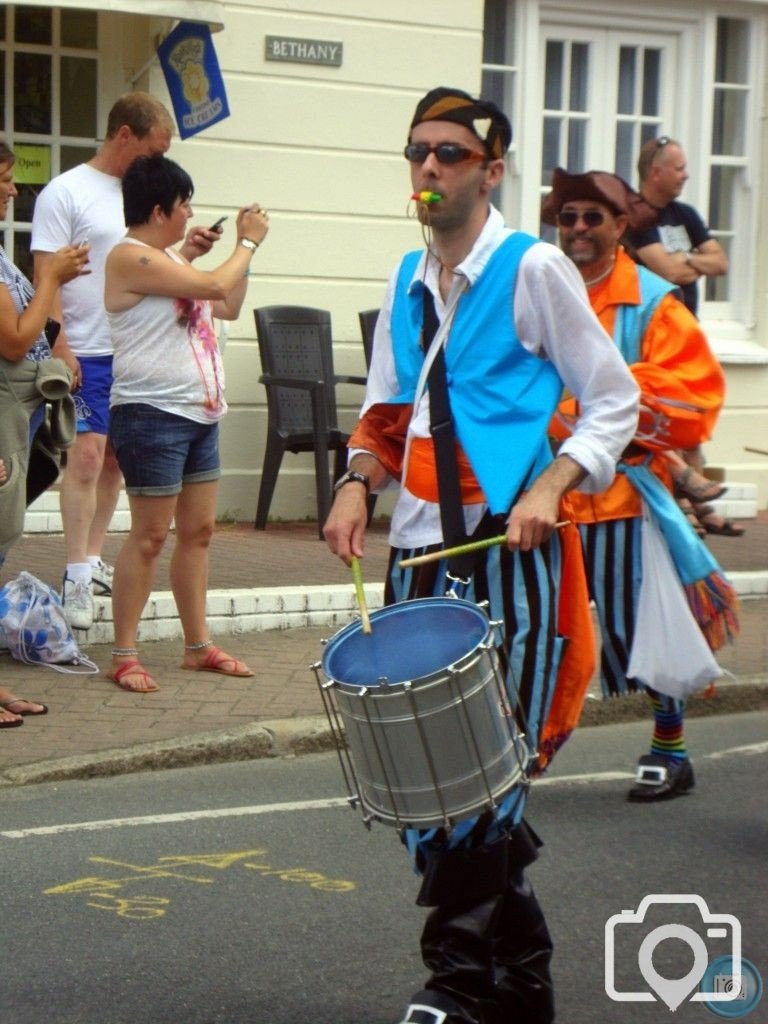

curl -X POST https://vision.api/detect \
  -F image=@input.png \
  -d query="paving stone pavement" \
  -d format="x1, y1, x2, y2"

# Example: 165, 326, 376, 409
1, 514, 766, 786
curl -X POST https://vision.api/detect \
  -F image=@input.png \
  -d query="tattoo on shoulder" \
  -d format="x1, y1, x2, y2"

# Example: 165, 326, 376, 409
139, 255, 151, 266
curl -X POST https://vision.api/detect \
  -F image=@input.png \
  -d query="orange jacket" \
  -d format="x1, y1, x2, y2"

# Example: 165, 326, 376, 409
550, 249, 725, 522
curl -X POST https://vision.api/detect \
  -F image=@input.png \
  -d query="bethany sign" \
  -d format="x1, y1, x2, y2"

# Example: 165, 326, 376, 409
265, 35, 343, 67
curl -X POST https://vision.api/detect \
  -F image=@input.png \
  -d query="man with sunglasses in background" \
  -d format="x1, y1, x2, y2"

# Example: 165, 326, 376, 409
627, 137, 727, 318
626, 137, 739, 538
324, 88, 640, 1024
543, 167, 732, 805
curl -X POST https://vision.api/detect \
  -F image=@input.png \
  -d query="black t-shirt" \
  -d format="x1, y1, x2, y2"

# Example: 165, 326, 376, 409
625, 200, 711, 316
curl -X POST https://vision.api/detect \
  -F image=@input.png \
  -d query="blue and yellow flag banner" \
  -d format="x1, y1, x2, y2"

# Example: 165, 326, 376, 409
157, 21, 230, 140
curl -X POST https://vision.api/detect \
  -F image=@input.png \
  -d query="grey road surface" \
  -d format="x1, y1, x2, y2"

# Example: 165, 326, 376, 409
2, 712, 766, 1024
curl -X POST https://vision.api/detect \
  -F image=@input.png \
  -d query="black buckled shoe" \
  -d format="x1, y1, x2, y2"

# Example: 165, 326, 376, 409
627, 755, 695, 802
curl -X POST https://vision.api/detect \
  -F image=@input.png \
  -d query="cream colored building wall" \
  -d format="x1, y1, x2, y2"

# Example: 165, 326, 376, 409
113, 0, 768, 515
135, 1, 485, 523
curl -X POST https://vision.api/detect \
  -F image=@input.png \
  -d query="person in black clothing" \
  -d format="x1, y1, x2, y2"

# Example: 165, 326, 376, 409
626, 137, 742, 536
626, 136, 727, 316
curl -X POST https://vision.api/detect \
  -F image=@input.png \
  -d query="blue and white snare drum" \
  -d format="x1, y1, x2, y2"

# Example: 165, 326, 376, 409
313, 597, 532, 831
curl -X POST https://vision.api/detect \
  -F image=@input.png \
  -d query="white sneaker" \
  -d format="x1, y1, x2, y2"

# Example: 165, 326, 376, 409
91, 559, 114, 596
62, 574, 94, 630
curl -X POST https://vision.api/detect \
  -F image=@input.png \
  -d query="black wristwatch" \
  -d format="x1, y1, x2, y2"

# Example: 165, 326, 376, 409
334, 470, 370, 494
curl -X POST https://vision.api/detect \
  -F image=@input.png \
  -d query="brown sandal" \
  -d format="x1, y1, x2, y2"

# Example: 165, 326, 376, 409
0, 697, 48, 716
674, 466, 727, 504
676, 498, 706, 538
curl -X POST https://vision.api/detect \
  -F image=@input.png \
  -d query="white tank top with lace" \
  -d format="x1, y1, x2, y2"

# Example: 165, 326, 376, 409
108, 237, 227, 424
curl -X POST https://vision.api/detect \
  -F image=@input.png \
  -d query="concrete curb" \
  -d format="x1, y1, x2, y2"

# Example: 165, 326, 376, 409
3, 680, 766, 789
0, 716, 332, 788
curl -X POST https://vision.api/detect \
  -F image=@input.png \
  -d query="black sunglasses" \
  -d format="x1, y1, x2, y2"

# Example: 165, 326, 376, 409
655, 135, 671, 148
404, 142, 486, 165
556, 209, 606, 228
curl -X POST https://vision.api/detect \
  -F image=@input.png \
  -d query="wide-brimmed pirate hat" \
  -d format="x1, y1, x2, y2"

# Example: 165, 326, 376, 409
540, 167, 658, 230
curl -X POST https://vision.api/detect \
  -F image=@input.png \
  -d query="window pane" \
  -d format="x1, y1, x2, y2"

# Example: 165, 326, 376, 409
483, 0, 511, 64
13, 183, 40, 223
567, 119, 587, 170
641, 49, 661, 116
712, 89, 746, 156
640, 123, 659, 147
570, 43, 589, 111
716, 18, 749, 84
14, 6, 51, 45
0, 51, 4, 131
705, 236, 730, 301
61, 10, 98, 49
615, 122, 634, 181
709, 165, 737, 232
0, 8, 5, 41
617, 47, 635, 115
481, 68, 508, 121
61, 57, 97, 137
545, 41, 564, 109
14, 52, 51, 134
13, 232, 33, 284
61, 145, 96, 173
542, 118, 561, 183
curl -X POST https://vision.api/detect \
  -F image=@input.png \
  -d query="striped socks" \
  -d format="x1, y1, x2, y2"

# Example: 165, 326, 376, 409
647, 690, 688, 761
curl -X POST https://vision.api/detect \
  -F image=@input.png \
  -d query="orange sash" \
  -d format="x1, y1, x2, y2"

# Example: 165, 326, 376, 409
405, 437, 486, 504
537, 501, 596, 771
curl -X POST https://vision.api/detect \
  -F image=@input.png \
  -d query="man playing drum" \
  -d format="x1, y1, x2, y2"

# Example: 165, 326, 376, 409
323, 87, 639, 1024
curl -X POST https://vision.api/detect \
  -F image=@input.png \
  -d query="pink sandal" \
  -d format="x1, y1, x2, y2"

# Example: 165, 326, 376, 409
181, 645, 254, 678
106, 660, 159, 693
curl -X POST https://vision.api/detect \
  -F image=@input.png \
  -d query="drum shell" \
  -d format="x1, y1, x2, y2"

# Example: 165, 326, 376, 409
321, 598, 526, 829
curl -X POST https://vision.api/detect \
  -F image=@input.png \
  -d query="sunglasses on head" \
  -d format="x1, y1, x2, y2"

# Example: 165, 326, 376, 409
404, 142, 487, 165
556, 209, 606, 228
655, 135, 671, 149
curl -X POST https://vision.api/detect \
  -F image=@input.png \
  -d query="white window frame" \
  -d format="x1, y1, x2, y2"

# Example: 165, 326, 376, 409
484, 0, 766, 343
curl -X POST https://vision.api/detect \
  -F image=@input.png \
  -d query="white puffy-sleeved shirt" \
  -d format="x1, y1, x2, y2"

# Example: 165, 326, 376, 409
355, 206, 640, 549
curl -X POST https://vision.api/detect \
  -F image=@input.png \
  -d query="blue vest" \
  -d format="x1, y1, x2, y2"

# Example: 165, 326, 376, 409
390, 233, 564, 514
613, 264, 676, 363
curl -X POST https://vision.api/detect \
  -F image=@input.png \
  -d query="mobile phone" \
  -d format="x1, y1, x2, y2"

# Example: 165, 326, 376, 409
209, 216, 228, 231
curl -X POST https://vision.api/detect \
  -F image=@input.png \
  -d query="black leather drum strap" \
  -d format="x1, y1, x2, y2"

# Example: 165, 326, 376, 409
422, 287, 469, 557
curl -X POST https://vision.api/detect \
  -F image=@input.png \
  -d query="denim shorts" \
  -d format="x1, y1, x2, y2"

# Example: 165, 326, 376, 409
74, 355, 113, 435
109, 403, 220, 496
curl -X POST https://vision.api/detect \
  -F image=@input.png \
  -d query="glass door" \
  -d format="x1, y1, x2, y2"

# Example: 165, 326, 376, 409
538, 23, 679, 235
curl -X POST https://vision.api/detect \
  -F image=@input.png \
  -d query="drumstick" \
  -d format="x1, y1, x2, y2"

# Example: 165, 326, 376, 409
350, 556, 372, 634
745, 446, 768, 457
398, 521, 571, 568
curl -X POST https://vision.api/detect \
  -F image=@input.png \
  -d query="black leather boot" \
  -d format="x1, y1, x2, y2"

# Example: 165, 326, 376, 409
417, 894, 504, 1023
486, 871, 555, 1024
401, 823, 552, 1024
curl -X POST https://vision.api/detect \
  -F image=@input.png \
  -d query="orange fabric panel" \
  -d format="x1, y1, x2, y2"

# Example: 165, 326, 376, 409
347, 402, 412, 480
405, 436, 486, 504
538, 501, 596, 770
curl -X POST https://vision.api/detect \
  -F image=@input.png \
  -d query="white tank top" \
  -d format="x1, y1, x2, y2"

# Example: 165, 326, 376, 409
108, 238, 227, 423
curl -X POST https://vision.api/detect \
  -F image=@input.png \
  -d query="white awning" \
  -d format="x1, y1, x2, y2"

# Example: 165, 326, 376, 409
6, 1, 225, 31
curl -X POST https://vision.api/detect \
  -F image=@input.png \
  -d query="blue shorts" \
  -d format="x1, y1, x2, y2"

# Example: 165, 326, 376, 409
109, 403, 221, 497
74, 355, 113, 435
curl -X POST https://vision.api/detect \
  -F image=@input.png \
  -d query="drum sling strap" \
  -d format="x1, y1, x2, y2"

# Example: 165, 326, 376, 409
423, 287, 474, 579
422, 288, 501, 580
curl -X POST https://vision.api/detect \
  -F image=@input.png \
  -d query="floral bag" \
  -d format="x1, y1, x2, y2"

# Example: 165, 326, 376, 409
0, 571, 99, 674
